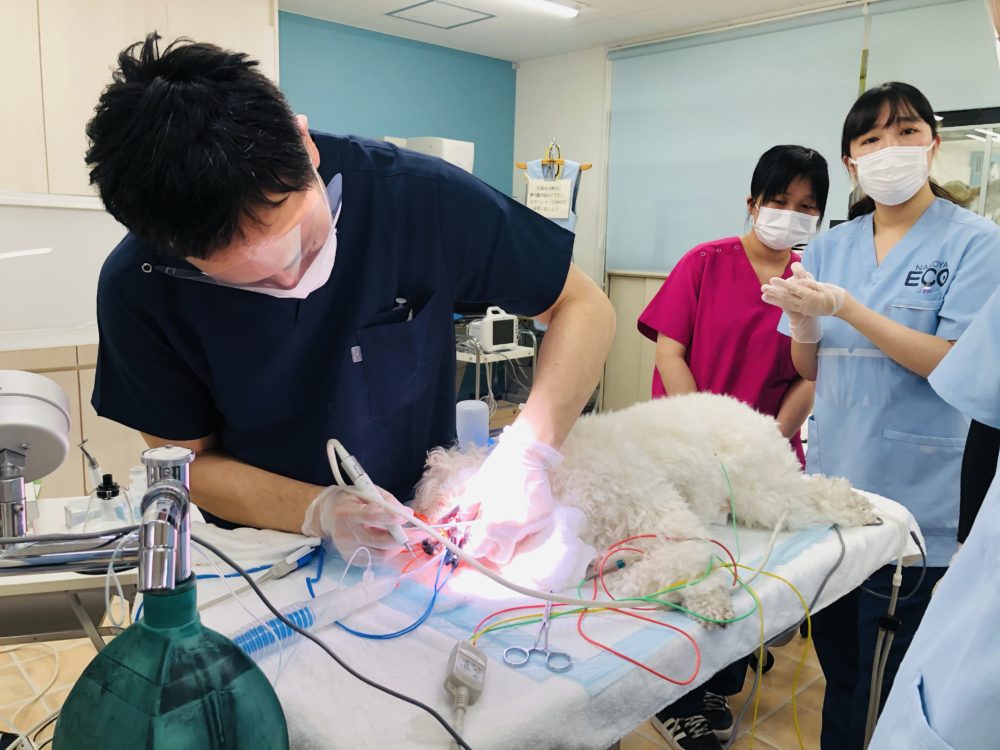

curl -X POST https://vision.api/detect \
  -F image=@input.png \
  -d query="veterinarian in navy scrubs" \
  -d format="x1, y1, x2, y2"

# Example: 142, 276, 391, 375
86, 35, 614, 565
763, 82, 1000, 750
638, 145, 828, 749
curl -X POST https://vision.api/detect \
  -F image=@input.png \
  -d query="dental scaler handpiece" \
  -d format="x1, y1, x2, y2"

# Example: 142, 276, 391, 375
338, 452, 416, 557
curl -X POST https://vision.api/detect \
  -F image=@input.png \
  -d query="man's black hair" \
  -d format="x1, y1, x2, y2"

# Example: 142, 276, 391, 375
749, 145, 830, 222
86, 33, 315, 260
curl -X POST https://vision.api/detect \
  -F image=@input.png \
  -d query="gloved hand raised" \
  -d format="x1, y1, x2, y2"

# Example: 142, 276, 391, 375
761, 262, 846, 343
458, 420, 563, 565
302, 485, 413, 564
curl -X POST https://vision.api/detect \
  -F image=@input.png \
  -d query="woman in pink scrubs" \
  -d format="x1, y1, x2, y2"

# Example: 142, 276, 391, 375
639, 145, 829, 468
639, 145, 829, 750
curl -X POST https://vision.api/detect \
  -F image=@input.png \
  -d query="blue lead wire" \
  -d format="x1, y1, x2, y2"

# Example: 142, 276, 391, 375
335, 555, 451, 640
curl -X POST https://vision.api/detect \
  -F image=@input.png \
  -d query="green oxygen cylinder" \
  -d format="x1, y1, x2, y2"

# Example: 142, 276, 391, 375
53, 575, 288, 749
53, 445, 288, 749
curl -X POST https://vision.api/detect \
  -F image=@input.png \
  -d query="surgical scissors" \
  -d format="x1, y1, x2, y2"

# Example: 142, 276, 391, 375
503, 601, 572, 673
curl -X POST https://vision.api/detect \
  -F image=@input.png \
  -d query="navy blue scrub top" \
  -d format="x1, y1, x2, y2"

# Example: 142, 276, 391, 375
92, 133, 574, 517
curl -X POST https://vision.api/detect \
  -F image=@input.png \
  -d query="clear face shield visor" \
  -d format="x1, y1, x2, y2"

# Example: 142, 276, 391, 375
174, 171, 339, 292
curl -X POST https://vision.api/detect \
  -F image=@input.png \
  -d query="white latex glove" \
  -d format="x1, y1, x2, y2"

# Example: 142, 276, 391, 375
761, 262, 847, 318
459, 420, 563, 565
302, 485, 414, 564
785, 263, 823, 344
498, 506, 596, 592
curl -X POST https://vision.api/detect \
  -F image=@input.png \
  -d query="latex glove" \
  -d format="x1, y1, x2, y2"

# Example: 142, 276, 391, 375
459, 421, 563, 565
499, 506, 596, 592
302, 485, 414, 564
784, 263, 823, 343
761, 262, 847, 318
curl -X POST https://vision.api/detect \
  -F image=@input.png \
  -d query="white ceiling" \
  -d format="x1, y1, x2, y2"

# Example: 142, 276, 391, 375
279, 0, 864, 62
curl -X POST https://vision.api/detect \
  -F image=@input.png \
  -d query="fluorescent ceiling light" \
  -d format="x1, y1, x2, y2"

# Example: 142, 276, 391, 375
509, 0, 579, 18
975, 127, 1000, 141
933, 114, 943, 121
967, 133, 988, 142
0, 247, 52, 261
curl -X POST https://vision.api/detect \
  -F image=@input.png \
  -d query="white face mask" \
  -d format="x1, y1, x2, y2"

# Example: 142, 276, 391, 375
753, 207, 819, 250
232, 206, 339, 299
160, 175, 342, 299
850, 144, 933, 206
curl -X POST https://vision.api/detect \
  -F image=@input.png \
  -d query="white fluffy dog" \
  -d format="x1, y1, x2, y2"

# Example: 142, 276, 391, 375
413, 393, 877, 624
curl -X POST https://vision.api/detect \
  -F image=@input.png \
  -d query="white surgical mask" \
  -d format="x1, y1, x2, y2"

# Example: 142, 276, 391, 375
850, 144, 934, 206
229, 214, 338, 299
159, 174, 343, 299
753, 207, 819, 250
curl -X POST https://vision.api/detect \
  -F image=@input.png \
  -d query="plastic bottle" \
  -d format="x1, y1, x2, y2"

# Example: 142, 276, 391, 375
456, 400, 489, 451
81, 474, 135, 533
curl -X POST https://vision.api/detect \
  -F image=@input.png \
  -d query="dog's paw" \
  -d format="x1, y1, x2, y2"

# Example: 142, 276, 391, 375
680, 586, 736, 629
827, 489, 879, 528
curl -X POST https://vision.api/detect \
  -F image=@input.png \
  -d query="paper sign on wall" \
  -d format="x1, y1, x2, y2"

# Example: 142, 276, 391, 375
526, 178, 572, 219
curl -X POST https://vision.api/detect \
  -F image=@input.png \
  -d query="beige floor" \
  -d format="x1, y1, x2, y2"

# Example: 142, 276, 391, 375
621, 634, 825, 750
0, 634, 823, 749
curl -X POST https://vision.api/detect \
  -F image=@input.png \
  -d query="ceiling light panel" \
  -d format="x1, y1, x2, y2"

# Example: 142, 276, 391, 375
387, 1, 495, 30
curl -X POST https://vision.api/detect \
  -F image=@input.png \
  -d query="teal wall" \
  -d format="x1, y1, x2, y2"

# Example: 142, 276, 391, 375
278, 12, 516, 194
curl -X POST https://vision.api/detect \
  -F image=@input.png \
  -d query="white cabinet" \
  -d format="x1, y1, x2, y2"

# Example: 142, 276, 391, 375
166, 0, 277, 81
2, 0, 276, 198
601, 271, 667, 413
78, 364, 149, 492
0, 0, 47, 193
38, 0, 170, 196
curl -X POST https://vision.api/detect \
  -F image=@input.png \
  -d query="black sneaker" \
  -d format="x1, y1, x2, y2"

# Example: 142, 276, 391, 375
701, 691, 734, 739
650, 714, 723, 750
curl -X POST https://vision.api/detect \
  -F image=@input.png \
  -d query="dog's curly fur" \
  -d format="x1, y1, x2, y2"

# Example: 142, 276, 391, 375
412, 393, 876, 624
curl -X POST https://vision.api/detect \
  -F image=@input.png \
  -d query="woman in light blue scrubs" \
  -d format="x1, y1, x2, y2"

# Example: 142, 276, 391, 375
869, 286, 1000, 750
762, 82, 1000, 750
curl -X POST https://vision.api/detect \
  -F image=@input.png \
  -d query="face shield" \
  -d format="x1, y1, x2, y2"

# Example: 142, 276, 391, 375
159, 171, 342, 297
202, 171, 337, 290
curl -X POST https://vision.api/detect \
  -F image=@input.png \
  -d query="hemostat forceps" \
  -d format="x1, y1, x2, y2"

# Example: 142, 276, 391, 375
503, 601, 572, 673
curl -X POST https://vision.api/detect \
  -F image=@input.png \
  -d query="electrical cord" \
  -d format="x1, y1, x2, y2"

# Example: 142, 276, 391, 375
190, 534, 472, 750
725, 527, 845, 748
860, 531, 927, 600
104, 530, 138, 628
326, 439, 737, 611
0, 527, 139, 546
0, 647, 60, 745
335, 554, 453, 640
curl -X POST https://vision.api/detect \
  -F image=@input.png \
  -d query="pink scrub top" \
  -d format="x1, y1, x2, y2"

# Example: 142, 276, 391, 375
637, 237, 806, 466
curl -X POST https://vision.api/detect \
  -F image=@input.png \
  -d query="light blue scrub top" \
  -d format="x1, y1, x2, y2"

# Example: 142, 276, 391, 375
780, 199, 1000, 565
869, 285, 1000, 750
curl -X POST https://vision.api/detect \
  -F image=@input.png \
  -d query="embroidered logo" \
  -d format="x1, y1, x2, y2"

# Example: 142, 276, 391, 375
904, 260, 949, 289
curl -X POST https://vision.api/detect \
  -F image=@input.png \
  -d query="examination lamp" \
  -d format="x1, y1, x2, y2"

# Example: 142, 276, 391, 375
0, 370, 70, 543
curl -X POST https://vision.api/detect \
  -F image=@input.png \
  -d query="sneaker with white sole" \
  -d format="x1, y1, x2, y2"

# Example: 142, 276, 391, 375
700, 691, 735, 739
650, 714, 723, 750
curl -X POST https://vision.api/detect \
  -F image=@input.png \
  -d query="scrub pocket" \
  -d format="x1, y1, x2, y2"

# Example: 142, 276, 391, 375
354, 292, 442, 423
816, 348, 901, 407
875, 673, 955, 750
880, 428, 965, 537
886, 295, 943, 335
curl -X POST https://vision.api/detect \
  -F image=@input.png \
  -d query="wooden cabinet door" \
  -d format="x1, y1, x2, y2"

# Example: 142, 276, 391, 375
38, 0, 168, 195
166, 0, 277, 81
0, 0, 48, 193
601, 274, 664, 413
78, 366, 150, 492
